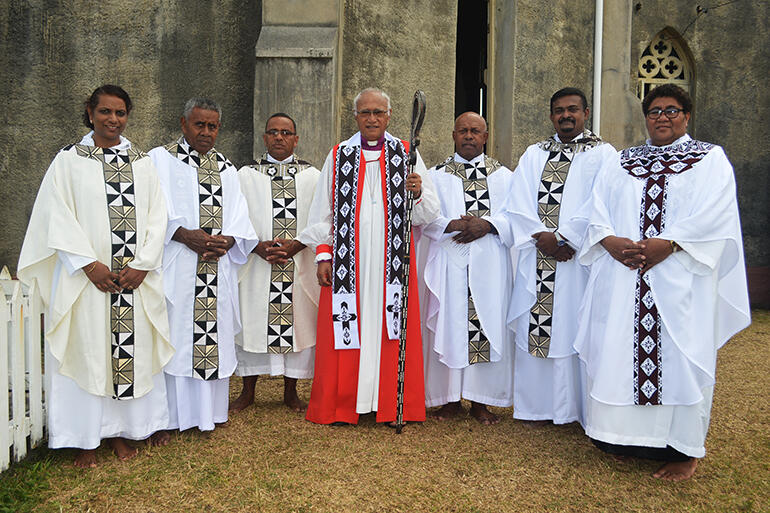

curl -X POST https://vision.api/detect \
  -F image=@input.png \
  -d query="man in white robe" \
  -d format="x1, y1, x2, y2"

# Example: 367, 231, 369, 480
299, 88, 440, 424
505, 88, 616, 425
422, 112, 516, 425
575, 84, 750, 481
18, 86, 173, 467
149, 98, 258, 434
230, 113, 320, 413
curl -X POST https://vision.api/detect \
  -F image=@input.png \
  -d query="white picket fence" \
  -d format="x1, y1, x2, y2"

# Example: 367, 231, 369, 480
0, 266, 45, 472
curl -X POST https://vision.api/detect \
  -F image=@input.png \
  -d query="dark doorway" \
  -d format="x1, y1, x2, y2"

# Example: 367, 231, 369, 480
455, 0, 488, 119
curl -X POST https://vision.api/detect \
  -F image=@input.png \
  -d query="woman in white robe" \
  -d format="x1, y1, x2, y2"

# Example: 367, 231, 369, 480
575, 84, 750, 481
17, 85, 173, 468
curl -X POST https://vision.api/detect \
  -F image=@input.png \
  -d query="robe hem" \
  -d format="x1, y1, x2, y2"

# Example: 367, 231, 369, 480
235, 365, 313, 379
48, 421, 167, 450
585, 426, 705, 458
513, 411, 579, 425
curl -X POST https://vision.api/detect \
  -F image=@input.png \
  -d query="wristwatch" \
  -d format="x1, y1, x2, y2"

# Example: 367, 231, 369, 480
554, 230, 567, 247
670, 240, 681, 253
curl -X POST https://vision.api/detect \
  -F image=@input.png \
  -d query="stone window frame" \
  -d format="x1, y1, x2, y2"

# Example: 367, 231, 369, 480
637, 28, 695, 102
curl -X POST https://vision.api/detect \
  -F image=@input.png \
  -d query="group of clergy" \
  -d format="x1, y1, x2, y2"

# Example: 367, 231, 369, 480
17, 83, 749, 482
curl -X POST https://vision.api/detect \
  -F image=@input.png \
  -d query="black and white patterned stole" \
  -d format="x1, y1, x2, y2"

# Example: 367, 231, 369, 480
165, 138, 231, 379
529, 131, 603, 358
330, 138, 409, 349
75, 144, 143, 399
253, 154, 310, 353
436, 155, 502, 364
621, 139, 713, 405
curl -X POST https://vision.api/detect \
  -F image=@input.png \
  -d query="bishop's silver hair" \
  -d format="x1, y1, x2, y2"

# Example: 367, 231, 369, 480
182, 97, 223, 123
352, 88, 391, 114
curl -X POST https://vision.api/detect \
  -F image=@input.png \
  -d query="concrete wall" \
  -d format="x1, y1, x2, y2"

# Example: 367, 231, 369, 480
338, 0, 458, 169
629, 0, 770, 266
489, 0, 597, 168
2, 0, 767, 278
253, 0, 338, 167
0, 0, 260, 273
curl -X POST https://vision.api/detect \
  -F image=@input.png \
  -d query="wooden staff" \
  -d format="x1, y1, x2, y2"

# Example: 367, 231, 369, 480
396, 90, 426, 434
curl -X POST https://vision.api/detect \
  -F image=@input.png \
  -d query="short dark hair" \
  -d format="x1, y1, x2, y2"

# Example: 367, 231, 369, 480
550, 87, 588, 112
641, 84, 693, 116
265, 112, 297, 133
83, 85, 132, 129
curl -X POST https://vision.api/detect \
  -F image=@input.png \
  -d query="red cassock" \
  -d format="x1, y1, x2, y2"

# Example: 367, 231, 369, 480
306, 141, 426, 425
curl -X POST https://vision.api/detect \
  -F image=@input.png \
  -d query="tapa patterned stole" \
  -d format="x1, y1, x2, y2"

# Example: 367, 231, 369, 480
331, 138, 409, 350
529, 131, 603, 358
74, 144, 144, 399
165, 138, 232, 379
436, 155, 502, 364
621, 139, 713, 404
253, 154, 310, 353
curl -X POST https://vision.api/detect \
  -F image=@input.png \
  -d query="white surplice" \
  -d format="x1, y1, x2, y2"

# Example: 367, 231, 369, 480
505, 135, 616, 424
234, 153, 321, 378
19, 133, 173, 448
298, 131, 440, 414
575, 135, 750, 456
421, 153, 517, 407
149, 140, 258, 431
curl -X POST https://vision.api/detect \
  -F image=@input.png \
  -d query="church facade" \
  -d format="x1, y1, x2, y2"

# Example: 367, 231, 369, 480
1, 0, 767, 303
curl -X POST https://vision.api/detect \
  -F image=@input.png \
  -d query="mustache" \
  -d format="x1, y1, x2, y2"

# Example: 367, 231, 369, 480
559, 117, 575, 124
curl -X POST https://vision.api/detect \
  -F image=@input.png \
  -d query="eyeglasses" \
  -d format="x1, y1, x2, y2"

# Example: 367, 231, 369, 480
265, 129, 296, 137
356, 109, 389, 118
646, 107, 684, 120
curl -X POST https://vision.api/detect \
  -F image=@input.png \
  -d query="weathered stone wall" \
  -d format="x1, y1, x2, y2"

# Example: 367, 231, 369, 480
490, 0, 597, 168
2, 0, 767, 276
0, 0, 260, 273
630, 0, 770, 266
339, 0, 458, 169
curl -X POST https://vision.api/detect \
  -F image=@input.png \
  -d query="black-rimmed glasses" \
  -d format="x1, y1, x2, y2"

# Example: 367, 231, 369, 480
646, 107, 684, 120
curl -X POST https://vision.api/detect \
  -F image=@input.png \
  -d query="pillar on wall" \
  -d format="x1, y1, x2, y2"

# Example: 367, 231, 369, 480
253, 0, 339, 167
599, 0, 646, 149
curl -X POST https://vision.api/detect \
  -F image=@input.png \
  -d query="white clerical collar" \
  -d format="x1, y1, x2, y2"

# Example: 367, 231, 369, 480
266, 153, 295, 164
79, 130, 131, 150
342, 131, 398, 149
454, 152, 485, 166
645, 133, 691, 148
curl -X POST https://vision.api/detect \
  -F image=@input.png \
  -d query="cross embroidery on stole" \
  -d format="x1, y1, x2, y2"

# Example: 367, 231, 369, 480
330, 138, 410, 349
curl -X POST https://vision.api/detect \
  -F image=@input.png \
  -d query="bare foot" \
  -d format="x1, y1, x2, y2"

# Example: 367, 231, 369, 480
653, 458, 698, 482
283, 377, 307, 412
431, 401, 464, 421
469, 402, 500, 425
229, 376, 257, 413
149, 430, 171, 447
74, 449, 98, 468
108, 438, 138, 461
612, 454, 631, 463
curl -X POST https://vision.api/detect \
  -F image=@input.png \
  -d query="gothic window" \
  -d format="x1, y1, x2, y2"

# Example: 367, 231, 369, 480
637, 30, 693, 101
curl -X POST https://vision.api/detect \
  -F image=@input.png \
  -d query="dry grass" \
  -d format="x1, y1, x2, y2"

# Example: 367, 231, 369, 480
2, 311, 768, 512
